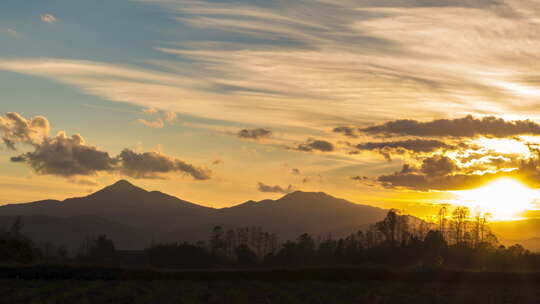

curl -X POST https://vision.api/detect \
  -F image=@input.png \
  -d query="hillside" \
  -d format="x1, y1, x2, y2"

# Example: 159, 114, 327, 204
0, 180, 388, 250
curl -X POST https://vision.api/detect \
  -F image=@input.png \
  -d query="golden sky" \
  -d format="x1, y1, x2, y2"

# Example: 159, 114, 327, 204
2, 0, 540, 220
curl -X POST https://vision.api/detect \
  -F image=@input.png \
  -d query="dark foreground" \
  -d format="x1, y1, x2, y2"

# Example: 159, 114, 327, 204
2, 266, 540, 304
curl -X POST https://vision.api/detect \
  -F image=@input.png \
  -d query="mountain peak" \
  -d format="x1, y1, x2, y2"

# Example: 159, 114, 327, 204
98, 179, 146, 194
112, 179, 136, 187
281, 190, 331, 200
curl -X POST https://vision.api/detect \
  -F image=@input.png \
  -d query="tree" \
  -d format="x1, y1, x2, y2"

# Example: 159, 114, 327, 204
0, 217, 41, 264
9, 216, 24, 236
376, 209, 404, 246
437, 205, 448, 239
235, 244, 257, 266
423, 230, 447, 266
82, 235, 116, 262
452, 206, 470, 245
210, 225, 226, 259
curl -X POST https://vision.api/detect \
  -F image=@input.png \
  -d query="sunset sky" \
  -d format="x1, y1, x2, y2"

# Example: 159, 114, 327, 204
3, 0, 540, 218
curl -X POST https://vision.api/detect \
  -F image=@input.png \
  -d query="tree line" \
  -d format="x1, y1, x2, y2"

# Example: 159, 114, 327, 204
1, 208, 540, 271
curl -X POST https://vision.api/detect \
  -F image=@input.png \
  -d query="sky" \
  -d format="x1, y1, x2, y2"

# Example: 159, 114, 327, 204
3, 0, 540, 218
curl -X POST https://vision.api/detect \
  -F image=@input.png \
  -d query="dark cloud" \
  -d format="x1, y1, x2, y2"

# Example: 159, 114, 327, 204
11, 132, 114, 177
356, 139, 452, 152
237, 128, 272, 140
375, 155, 483, 190
212, 158, 224, 165
5, 113, 212, 181
375, 151, 540, 191
362, 115, 540, 138
118, 149, 211, 180
0, 112, 50, 150
291, 168, 301, 175
377, 170, 510, 191
295, 138, 334, 152
355, 139, 454, 160
420, 155, 458, 177
333, 126, 358, 138
257, 182, 294, 194
351, 175, 369, 181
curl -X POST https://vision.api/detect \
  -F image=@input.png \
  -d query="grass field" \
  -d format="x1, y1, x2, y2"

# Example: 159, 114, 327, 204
2, 266, 540, 303
2, 279, 540, 304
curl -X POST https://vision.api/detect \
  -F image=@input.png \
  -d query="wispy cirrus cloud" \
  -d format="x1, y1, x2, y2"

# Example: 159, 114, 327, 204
3, 0, 540, 133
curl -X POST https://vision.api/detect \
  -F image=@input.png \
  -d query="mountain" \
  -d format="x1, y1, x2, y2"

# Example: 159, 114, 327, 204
215, 191, 387, 241
0, 180, 388, 250
490, 219, 540, 251
0, 214, 147, 251
0, 180, 216, 234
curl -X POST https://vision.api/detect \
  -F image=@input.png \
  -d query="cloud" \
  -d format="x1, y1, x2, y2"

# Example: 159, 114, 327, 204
11, 132, 114, 177
117, 149, 211, 180
137, 118, 164, 128
40, 14, 57, 23
374, 151, 540, 191
257, 182, 294, 194
5, 112, 210, 180
4, 29, 22, 39
137, 110, 177, 128
6, 0, 540, 131
362, 115, 540, 138
355, 139, 455, 160
420, 155, 458, 177
377, 169, 509, 191
237, 128, 272, 140
164, 111, 177, 123
0, 112, 50, 150
291, 168, 301, 175
295, 138, 334, 152
143, 108, 158, 114
333, 126, 358, 138
212, 158, 224, 165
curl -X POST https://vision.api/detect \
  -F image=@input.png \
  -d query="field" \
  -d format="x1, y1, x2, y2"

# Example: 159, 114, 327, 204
2, 266, 540, 303
2, 278, 540, 304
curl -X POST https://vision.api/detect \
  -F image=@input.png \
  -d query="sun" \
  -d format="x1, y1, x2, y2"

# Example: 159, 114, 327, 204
450, 178, 540, 220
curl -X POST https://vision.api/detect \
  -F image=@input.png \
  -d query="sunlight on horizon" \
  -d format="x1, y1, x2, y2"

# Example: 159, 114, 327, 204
450, 178, 540, 221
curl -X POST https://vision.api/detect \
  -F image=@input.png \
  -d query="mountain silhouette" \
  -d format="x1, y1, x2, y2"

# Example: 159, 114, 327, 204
0, 180, 388, 250
216, 191, 387, 240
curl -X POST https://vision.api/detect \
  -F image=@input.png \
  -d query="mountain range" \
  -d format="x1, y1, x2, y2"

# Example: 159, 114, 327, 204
0, 180, 388, 251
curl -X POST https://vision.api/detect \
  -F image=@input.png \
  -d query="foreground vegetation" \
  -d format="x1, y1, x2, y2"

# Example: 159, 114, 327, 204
4, 207, 540, 303
2, 272, 540, 304
2, 207, 540, 271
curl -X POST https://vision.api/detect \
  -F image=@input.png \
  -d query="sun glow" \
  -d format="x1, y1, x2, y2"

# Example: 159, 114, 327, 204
451, 178, 540, 220
473, 137, 530, 156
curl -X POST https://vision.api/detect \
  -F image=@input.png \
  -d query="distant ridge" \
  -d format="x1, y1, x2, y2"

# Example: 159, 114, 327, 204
0, 180, 388, 250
